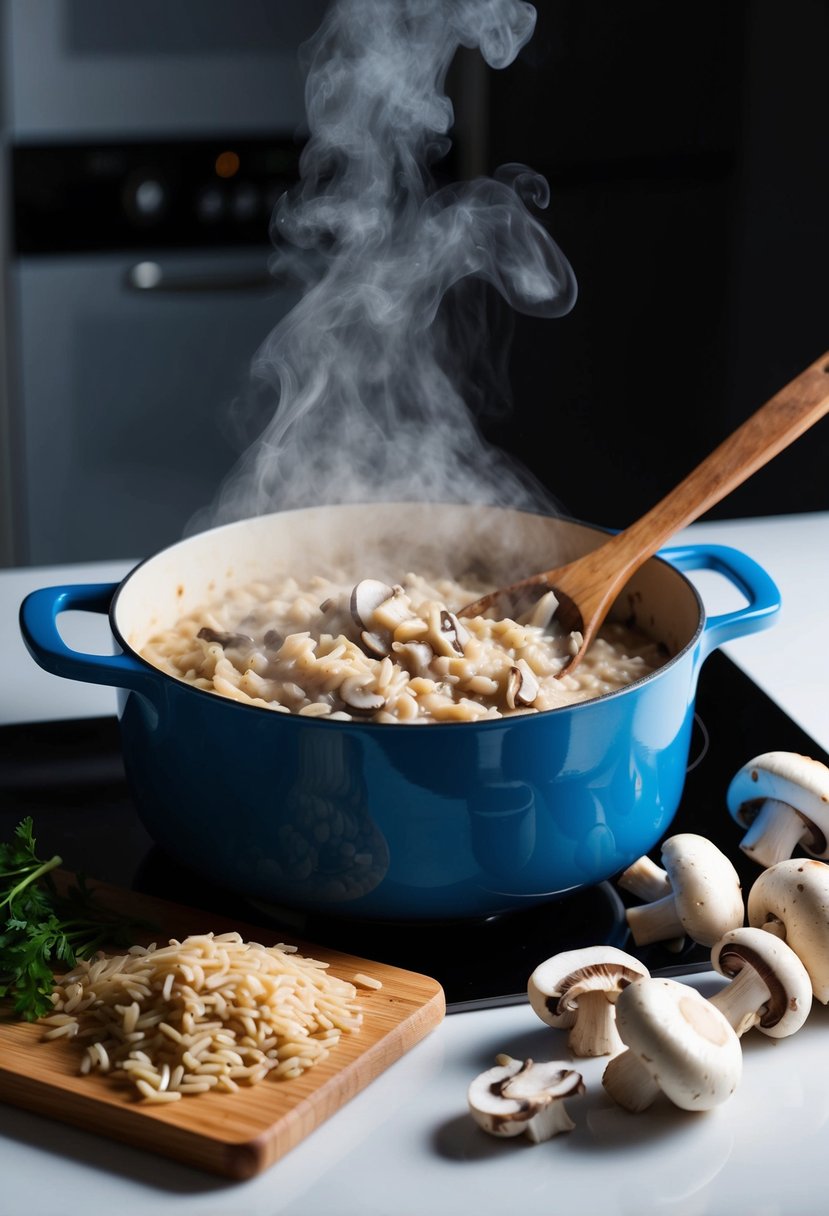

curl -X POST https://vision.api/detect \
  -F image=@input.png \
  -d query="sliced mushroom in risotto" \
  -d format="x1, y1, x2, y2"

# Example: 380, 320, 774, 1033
141, 571, 667, 723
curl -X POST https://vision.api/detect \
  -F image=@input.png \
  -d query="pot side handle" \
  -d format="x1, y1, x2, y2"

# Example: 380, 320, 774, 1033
19, 583, 156, 694
660, 544, 781, 660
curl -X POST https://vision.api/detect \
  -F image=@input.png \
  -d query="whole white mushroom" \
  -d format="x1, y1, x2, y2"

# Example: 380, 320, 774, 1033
624, 832, 744, 948
747, 857, 829, 1003
602, 976, 742, 1114
727, 751, 829, 868
527, 945, 650, 1057
708, 925, 812, 1038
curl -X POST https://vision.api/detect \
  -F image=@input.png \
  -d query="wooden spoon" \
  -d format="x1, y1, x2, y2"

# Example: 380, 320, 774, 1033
459, 349, 829, 675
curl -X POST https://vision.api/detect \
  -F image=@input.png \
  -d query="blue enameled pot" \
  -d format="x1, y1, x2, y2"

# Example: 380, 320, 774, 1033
19, 503, 780, 921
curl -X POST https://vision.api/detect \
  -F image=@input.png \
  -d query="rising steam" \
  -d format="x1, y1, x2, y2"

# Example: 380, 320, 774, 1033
197, 0, 576, 530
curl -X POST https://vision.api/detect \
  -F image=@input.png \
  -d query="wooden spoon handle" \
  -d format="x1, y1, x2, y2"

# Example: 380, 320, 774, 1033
559, 349, 829, 625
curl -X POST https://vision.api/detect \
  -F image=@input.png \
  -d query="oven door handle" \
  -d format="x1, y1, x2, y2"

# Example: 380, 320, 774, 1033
124, 260, 278, 294
19, 582, 158, 695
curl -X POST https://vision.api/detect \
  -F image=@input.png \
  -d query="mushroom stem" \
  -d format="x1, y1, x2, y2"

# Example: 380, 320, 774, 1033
566, 990, 624, 1058
601, 1047, 661, 1113
708, 967, 772, 1037
523, 1099, 577, 1141
739, 798, 811, 868
617, 854, 672, 901
625, 894, 685, 947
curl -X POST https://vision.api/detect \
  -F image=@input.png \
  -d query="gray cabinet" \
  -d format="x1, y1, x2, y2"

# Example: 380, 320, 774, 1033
14, 251, 301, 563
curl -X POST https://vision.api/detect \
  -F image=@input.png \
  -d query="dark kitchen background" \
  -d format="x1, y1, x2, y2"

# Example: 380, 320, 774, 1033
0, 0, 827, 568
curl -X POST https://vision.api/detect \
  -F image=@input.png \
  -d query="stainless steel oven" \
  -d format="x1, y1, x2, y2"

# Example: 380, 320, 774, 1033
0, 0, 329, 566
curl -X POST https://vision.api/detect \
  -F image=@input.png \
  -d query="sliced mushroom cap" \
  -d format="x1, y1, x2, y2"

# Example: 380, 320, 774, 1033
709, 925, 812, 1038
746, 857, 829, 1003
506, 660, 540, 711
339, 675, 385, 713
350, 579, 395, 629
467, 1055, 585, 1142
727, 751, 829, 868
359, 629, 392, 658
528, 945, 650, 1057
197, 627, 255, 650
602, 976, 742, 1113
434, 609, 470, 658
625, 833, 744, 948
350, 580, 396, 658
518, 589, 560, 631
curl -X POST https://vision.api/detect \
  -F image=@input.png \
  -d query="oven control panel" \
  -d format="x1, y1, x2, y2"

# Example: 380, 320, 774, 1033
12, 136, 303, 254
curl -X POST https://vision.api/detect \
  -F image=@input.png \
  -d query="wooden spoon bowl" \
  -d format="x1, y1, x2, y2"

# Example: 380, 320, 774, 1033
459, 350, 829, 674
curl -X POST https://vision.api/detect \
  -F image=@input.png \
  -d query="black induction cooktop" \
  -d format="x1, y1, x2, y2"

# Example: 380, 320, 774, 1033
2, 650, 827, 1011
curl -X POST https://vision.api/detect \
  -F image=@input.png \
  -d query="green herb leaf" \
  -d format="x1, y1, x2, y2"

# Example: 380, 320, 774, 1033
0, 817, 155, 1021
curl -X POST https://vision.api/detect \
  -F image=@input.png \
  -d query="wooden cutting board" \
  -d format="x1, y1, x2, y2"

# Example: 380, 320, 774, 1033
0, 875, 445, 1180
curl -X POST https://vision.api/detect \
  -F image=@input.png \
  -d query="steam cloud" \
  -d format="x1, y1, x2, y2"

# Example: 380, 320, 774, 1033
198, 0, 576, 530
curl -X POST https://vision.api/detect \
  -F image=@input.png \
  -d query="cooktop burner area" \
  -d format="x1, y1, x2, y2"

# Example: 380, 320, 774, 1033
2, 652, 827, 1011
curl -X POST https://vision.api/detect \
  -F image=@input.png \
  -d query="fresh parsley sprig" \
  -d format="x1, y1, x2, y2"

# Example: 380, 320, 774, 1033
0, 817, 153, 1021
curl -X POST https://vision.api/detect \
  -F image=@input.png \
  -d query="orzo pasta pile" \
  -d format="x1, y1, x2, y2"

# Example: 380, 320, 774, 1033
39, 931, 363, 1102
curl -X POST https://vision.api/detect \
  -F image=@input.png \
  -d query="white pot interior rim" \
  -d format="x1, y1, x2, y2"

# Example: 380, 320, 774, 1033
109, 502, 707, 722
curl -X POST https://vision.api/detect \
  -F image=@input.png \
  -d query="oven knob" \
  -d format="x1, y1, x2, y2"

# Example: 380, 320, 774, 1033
196, 186, 225, 223
134, 178, 165, 217
123, 173, 168, 223
231, 183, 259, 221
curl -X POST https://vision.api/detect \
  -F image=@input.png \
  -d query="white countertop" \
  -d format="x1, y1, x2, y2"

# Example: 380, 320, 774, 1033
2, 511, 829, 1216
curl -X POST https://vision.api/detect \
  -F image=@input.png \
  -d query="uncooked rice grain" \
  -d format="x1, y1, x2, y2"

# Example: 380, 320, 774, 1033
353, 973, 384, 990
39, 931, 363, 1103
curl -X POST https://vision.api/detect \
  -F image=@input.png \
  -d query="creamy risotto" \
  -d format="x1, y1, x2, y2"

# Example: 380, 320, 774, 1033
141, 573, 667, 723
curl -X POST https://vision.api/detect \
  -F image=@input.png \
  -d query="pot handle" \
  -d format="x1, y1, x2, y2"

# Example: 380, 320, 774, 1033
19, 583, 157, 694
660, 544, 781, 658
